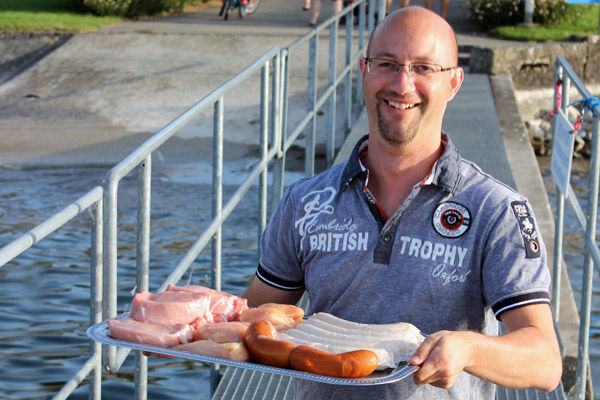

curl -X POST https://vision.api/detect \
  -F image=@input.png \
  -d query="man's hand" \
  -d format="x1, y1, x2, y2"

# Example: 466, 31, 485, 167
410, 330, 475, 388
408, 304, 562, 391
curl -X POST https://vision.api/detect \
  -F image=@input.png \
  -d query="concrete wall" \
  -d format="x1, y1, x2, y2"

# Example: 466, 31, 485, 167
470, 35, 600, 90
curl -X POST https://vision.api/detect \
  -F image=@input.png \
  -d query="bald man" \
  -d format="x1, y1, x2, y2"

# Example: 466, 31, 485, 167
244, 7, 562, 399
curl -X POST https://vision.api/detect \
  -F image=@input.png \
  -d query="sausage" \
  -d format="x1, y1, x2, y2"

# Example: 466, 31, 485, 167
289, 345, 379, 379
309, 312, 421, 336
277, 330, 395, 369
245, 321, 296, 368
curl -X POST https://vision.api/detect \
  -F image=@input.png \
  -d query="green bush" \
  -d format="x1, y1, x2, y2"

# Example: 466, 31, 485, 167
534, 0, 568, 24
83, 0, 134, 16
469, 0, 569, 29
131, 0, 186, 17
83, 0, 203, 17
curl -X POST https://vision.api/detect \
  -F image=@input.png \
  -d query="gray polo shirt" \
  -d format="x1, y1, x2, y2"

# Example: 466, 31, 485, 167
256, 134, 551, 399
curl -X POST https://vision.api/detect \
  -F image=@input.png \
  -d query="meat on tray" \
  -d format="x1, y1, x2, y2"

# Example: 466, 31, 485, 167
107, 317, 193, 348
107, 285, 303, 362
130, 284, 249, 327
106, 285, 423, 379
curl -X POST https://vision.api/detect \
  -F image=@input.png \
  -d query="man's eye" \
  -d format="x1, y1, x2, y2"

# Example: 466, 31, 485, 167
412, 64, 434, 74
376, 61, 396, 70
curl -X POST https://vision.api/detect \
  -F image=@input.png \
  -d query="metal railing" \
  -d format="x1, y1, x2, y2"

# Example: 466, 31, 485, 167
551, 56, 599, 400
0, 0, 381, 398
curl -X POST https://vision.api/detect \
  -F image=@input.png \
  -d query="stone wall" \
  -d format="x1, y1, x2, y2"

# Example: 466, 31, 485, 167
470, 35, 600, 90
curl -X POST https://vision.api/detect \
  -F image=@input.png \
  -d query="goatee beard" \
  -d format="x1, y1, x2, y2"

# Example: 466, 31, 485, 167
376, 104, 418, 146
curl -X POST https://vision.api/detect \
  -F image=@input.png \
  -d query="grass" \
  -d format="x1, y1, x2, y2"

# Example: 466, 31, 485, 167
490, 4, 600, 42
0, 0, 122, 32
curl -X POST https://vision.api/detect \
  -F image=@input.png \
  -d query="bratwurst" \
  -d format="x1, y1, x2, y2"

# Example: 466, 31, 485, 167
245, 313, 423, 378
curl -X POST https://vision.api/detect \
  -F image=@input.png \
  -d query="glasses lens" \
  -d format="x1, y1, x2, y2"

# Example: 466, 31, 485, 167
369, 59, 398, 76
410, 63, 441, 76
367, 59, 446, 78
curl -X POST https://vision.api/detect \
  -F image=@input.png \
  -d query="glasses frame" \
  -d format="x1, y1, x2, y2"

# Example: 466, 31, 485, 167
364, 57, 456, 77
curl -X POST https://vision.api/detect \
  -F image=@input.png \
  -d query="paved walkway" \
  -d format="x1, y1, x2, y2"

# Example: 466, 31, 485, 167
0, 0, 514, 167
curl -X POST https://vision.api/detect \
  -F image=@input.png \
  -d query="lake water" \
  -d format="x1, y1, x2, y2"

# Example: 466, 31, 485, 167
0, 159, 598, 399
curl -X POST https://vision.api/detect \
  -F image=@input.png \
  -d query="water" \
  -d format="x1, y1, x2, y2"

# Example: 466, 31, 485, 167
0, 164, 267, 400
537, 156, 600, 398
0, 159, 598, 399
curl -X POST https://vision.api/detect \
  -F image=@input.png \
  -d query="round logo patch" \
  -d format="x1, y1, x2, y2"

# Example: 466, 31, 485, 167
432, 202, 471, 238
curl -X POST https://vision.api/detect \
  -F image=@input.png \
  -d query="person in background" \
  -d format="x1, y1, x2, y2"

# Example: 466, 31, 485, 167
244, 6, 562, 399
425, 0, 450, 19
386, 0, 411, 13
308, 0, 343, 26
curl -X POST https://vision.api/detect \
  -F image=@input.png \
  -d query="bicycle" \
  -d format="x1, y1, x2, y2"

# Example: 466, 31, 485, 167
219, 0, 259, 20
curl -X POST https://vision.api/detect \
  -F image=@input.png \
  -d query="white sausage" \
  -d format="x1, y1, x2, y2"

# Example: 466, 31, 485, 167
293, 322, 419, 361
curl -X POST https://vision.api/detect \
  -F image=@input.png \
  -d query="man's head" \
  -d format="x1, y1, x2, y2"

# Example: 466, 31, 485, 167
359, 7, 464, 150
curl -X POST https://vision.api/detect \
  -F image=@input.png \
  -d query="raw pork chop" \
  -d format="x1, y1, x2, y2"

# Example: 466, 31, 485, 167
130, 290, 211, 325
173, 340, 250, 362
108, 317, 193, 348
166, 284, 248, 324
192, 321, 250, 343
239, 303, 304, 329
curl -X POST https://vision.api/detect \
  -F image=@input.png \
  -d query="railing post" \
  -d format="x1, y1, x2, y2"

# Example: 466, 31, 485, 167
271, 50, 288, 207
344, 8, 354, 136
210, 96, 224, 396
89, 195, 103, 400
356, 1, 366, 117
327, 22, 339, 167
551, 62, 566, 320
377, 0, 386, 21
259, 61, 270, 248
102, 176, 119, 372
134, 155, 151, 400
306, 34, 318, 177
575, 112, 600, 400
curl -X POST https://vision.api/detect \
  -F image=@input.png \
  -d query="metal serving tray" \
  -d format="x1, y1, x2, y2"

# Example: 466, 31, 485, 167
87, 320, 418, 386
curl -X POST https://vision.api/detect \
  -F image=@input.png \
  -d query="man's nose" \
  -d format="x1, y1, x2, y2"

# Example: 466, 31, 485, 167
389, 65, 415, 93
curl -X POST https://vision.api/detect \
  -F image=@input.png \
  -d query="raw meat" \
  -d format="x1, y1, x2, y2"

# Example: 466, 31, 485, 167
192, 321, 250, 343
129, 290, 211, 325
239, 303, 304, 329
167, 284, 248, 324
108, 317, 193, 348
173, 340, 250, 362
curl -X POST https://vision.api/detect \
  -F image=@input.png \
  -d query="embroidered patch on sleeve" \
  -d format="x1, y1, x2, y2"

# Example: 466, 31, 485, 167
511, 201, 541, 259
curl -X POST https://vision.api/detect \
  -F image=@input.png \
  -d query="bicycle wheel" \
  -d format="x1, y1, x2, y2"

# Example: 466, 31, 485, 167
245, 0, 259, 15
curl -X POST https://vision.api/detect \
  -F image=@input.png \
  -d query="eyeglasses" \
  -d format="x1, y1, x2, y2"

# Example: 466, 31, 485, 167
365, 57, 456, 78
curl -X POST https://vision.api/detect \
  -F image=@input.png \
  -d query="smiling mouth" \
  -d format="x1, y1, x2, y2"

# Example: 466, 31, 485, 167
388, 100, 417, 110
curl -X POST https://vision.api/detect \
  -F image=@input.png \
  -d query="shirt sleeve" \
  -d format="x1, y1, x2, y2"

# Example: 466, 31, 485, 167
256, 182, 306, 291
482, 199, 551, 320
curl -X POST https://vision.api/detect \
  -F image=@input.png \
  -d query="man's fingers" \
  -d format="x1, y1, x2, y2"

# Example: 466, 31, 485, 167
410, 333, 438, 366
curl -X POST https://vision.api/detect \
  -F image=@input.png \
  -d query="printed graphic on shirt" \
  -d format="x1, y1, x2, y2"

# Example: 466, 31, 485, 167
294, 187, 369, 252
511, 201, 541, 259
432, 201, 471, 238
398, 235, 471, 286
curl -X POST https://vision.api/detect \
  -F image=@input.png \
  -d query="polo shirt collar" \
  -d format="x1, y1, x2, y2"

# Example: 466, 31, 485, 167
341, 133, 463, 195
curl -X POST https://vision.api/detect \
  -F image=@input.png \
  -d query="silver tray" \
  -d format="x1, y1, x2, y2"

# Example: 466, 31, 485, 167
87, 320, 418, 386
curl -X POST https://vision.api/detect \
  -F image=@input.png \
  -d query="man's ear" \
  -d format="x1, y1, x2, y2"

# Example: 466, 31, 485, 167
359, 57, 367, 80
447, 66, 464, 102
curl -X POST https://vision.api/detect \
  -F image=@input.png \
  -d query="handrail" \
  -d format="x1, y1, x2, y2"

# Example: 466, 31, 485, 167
0, 1, 377, 399
552, 55, 599, 400
102, 47, 282, 375
0, 186, 103, 268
